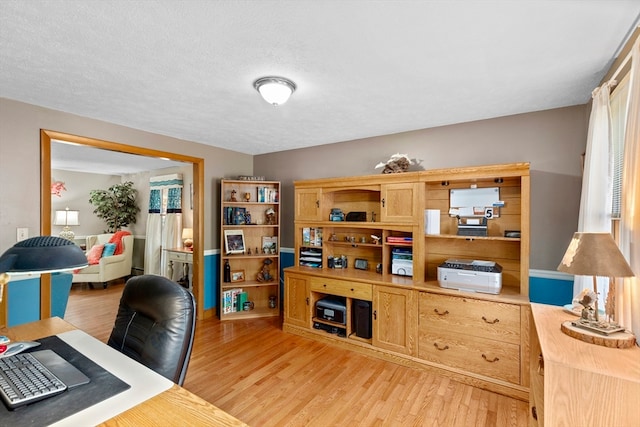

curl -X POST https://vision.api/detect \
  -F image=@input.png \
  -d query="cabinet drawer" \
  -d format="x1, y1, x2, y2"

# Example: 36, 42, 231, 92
419, 330, 520, 384
309, 277, 372, 300
419, 293, 520, 344
170, 252, 192, 262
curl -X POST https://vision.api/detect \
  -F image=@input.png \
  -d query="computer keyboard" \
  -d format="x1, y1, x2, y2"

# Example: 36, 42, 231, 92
0, 352, 67, 409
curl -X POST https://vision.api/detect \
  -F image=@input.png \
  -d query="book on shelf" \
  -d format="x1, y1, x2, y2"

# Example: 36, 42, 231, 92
222, 288, 244, 313
386, 236, 413, 243
257, 187, 279, 203
302, 227, 323, 246
224, 207, 248, 225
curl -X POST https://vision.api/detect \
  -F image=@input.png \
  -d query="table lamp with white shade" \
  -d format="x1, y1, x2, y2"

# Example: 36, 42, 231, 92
557, 232, 635, 341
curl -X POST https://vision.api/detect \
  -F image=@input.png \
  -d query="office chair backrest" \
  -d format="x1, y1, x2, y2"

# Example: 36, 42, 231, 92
107, 275, 196, 385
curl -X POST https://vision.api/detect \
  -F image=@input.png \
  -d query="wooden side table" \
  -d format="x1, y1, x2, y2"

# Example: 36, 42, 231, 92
165, 248, 193, 290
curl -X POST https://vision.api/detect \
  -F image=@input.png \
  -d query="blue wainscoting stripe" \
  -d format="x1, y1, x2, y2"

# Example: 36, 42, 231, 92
529, 269, 573, 306
7, 276, 40, 327
51, 273, 73, 318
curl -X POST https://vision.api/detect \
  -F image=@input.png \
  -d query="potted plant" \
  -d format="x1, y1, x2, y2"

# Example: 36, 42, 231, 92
89, 181, 140, 233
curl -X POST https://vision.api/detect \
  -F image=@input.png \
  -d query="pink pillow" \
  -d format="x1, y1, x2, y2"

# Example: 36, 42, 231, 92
86, 244, 105, 265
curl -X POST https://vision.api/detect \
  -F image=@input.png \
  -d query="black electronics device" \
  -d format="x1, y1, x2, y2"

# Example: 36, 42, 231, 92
316, 297, 346, 324
354, 258, 368, 270
346, 211, 367, 221
352, 299, 372, 339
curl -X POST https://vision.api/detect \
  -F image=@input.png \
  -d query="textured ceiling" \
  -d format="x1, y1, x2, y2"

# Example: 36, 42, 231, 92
1, 1, 640, 158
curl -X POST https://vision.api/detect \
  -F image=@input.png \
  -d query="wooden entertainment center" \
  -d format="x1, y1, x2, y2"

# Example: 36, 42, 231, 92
284, 163, 531, 400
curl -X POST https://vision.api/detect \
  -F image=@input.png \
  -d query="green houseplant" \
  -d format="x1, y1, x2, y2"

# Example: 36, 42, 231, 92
89, 181, 141, 233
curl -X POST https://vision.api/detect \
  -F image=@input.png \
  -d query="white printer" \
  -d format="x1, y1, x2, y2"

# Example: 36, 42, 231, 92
437, 259, 502, 295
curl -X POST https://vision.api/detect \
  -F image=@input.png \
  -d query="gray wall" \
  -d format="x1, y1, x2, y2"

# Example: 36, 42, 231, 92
255, 106, 587, 271
0, 98, 253, 252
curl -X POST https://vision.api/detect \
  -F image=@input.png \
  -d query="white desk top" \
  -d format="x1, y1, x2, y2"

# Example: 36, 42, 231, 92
50, 329, 173, 427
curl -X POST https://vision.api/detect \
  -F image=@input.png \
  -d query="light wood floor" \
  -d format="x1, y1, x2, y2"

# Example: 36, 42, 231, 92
65, 281, 529, 426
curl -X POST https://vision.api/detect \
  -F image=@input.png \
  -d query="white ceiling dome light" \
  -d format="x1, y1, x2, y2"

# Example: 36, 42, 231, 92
254, 76, 296, 106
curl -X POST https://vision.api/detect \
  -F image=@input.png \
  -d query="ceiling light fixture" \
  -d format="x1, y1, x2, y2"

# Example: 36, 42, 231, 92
254, 76, 296, 106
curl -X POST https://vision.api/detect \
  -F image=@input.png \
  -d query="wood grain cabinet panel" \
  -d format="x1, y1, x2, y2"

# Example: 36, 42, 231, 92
420, 293, 521, 345
419, 330, 521, 384
284, 273, 309, 328
309, 277, 372, 300
373, 285, 417, 356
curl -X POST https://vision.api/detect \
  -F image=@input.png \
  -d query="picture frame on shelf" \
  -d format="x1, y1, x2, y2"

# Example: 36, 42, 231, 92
230, 270, 245, 282
262, 236, 278, 254
224, 229, 245, 254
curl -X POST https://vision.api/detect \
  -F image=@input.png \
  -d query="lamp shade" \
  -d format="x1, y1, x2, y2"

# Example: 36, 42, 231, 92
53, 208, 79, 226
254, 76, 296, 105
557, 232, 634, 278
0, 236, 88, 275
182, 228, 193, 240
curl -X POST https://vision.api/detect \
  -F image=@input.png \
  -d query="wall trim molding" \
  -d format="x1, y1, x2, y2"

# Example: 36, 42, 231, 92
529, 269, 573, 280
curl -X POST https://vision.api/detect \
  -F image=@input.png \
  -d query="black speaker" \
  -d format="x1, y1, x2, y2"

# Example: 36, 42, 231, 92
352, 299, 372, 339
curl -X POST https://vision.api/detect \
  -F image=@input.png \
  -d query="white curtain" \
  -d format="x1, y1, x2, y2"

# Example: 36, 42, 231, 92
616, 38, 640, 341
144, 213, 163, 274
573, 81, 616, 302
144, 174, 183, 277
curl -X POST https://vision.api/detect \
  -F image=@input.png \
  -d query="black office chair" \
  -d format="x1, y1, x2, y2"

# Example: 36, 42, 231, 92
107, 275, 196, 385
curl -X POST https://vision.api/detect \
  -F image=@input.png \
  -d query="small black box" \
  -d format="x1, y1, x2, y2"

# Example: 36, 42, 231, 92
316, 297, 346, 324
346, 211, 367, 221
352, 299, 372, 339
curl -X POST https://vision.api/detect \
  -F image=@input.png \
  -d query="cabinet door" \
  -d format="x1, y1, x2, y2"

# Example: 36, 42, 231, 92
372, 285, 417, 355
380, 183, 419, 223
295, 188, 322, 221
284, 273, 310, 328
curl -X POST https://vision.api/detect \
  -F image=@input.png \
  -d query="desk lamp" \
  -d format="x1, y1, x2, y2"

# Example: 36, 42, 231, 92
0, 236, 88, 328
182, 228, 193, 250
557, 232, 635, 337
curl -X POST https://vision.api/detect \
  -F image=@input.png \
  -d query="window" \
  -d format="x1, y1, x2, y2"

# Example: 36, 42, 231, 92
610, 74, 630, 221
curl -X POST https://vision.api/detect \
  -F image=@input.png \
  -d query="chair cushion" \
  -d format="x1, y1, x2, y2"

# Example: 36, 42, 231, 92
102, 243, 117, 257
107, 275, 195, 385
86, 244, 105, 265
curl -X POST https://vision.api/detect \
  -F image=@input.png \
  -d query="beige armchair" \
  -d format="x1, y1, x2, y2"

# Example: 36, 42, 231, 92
72, 234, 134, 289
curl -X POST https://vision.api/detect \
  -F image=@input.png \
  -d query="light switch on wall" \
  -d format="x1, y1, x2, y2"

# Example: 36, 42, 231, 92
17, 228, 28, 242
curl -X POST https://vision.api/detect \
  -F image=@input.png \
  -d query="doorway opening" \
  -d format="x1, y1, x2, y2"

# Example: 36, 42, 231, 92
40, 129, 205, 321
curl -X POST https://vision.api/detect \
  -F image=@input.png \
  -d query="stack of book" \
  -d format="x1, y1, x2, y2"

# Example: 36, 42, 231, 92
386, 236, 413, 244
222, 288, 247, 313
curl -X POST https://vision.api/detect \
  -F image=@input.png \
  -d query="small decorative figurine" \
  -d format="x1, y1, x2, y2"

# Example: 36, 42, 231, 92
230, 189, 237, 202
374, 153, 423, 174
244, 192, 251, 202
257, 259, 273, 282
265, 207, 276, 225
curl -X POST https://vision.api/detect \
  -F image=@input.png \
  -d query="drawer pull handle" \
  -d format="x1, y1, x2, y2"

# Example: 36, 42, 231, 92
305, 297, 309, 305
482, 354, 499, 363
323, 284, 327, 288
531, 406, 537, 420
315, 200, 319, 208
351, 288, 354, 292
537, 354, 544, 375
433, 343, 449, 351
434, 309, 449, 316
482, 316, 499, 324
381, 198, 386, 207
